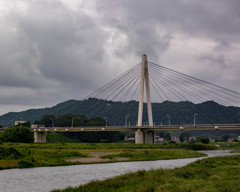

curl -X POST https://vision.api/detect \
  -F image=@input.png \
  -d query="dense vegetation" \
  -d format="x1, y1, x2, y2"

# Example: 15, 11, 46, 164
0, 126, 34, 143
1, 98, 240, 127
0, 142, 212, 169
34, 114, 109, 127
0, 144, 87, 169
52, 154, 240, 192
35, 114, 125, 143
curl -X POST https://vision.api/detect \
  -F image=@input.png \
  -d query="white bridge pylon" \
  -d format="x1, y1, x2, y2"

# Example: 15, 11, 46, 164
135, 54, 155, 144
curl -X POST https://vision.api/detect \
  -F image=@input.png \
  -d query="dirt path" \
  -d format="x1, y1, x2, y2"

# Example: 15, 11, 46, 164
66, 151, 128, 163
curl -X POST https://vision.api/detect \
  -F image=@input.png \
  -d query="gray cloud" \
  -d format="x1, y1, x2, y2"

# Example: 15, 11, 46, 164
0, 0, 109, 109
0, 0, 240, 114
197, 54, 229, 69
96, 1, 240, 89
6, 1, 107, 87
97, 0, 240, 53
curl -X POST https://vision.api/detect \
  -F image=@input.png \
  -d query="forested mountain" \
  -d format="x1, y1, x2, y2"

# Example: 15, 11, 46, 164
1, 98, 240, 127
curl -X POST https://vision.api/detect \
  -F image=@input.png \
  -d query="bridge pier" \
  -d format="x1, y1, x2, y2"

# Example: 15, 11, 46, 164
34, 132, 46, 143
145, 130, 156, 144
136, 54, 155, 144
135, 129, 144, 144
135, 129, 155, 144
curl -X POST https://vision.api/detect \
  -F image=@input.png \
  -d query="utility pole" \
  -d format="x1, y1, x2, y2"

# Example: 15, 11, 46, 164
194, 113, 198, 126
125, 115, 129, 127
166, 114, 171, 126
104, 117, 107, 127
71, 117, 75, 128
51, 119, 54, 128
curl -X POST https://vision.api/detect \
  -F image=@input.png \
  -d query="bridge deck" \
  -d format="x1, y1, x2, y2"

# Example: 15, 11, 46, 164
30, 124, 240, 132
1, 124, 240, 133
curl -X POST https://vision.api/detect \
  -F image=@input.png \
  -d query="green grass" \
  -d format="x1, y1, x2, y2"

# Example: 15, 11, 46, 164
1, 142, 218, 150
100, 149, 205, 161
52, 154, 240, 192
0, 144, 88, 169
211, 142, 240, 153
46, 132, 77, 143
0, 142, 209, 169
230, 149, 240, 153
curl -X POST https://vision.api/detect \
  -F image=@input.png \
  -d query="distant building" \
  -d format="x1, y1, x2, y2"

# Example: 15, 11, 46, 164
156, 136, 166, 143
156, 137, 165, 143
171, 136, 179, 142
14, 120, 27, 126
189, 136, 197, 142
227, 138, 235, 142
209, 138, 215, 143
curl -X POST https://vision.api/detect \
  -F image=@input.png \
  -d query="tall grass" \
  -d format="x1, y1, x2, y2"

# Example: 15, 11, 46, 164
1, 142, 218, 150
0, 145, 87, 169
100, 149, 205, 161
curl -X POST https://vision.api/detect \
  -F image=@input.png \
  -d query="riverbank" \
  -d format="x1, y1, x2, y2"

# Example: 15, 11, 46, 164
52, 153, 240, 192
0, 142, 214, 169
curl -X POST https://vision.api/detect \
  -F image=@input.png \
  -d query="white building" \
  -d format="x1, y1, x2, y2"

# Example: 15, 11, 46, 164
14, 120, 27, 126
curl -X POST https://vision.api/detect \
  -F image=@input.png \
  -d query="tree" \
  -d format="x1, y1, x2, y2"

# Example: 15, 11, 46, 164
2, 126, 34, 143
35, 114, 55, 127
164, 132, 171, 141
180, 134, 185, 142
20, 121, 31, 127
34, 114, 124, 143
199, 137, 210, 144
222, 135, 231, 142
179, 131, 191, 142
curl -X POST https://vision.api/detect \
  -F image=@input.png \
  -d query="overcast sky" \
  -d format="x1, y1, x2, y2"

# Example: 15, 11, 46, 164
0, 0, 240, 115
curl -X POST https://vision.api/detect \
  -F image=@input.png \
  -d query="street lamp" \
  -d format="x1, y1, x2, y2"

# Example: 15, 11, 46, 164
125, 115, 129, 127
10, 120, 13, 126
194, 113, 198, 126
20, 117, 23, 126
166, 114, 171, 126
71, 117, 75, 128
51, 119, 54, 128
103, 117, 107, 127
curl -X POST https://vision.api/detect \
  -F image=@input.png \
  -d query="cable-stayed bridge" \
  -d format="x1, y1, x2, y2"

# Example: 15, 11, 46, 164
32, 54, 240, 143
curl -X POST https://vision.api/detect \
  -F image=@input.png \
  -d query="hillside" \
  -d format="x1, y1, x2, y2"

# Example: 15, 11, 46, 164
1, 98, 240, 127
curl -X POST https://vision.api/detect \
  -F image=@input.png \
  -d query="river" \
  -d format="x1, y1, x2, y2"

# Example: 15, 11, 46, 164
0, 150, 236, 192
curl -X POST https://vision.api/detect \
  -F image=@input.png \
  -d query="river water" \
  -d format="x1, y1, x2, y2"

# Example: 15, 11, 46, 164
0, 150, 236, 192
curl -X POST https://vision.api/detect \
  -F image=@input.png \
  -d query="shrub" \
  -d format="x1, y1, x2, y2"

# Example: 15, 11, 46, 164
200, 137, 210, 144
187, 143, 217, 150
2, 126, 34, 143
18, 160, 34, 168
0, 147, 23, 159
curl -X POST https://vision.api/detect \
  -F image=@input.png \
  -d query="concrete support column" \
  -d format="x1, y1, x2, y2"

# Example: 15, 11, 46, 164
135, 129, 144, 144
144, 131, 156, 144
34, 132, 46, 143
